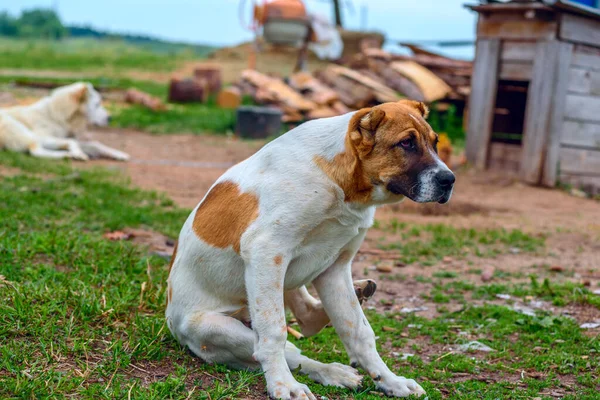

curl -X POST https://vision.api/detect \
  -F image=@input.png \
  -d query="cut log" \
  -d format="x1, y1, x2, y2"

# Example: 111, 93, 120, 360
390, 61, 453, 102
168, 78, 206, 103
124, 88, 166, 111
193, 66, 222, 95
241, 69, 317, 111
217, 86, 242, 109
288, 72, 340, 106
236, 106, 282, 139
367, 59, 425, 101
331, 100, 352, 115
328, 65, 399, 103
306, 106, 339, 120
315, 69, 376, 108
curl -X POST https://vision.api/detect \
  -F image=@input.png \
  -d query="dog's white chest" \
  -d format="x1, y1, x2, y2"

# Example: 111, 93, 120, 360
284, 209, 373, 289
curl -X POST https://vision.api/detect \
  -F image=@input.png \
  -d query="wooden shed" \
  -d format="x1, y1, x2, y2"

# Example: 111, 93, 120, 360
465, 0, 600, 194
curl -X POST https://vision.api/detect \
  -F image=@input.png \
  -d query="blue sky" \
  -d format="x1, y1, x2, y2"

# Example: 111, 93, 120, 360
4, 0, 478, 59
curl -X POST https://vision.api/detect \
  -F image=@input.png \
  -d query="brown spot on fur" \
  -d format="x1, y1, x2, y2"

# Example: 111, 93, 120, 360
167, 286, 173, 305
345, 320, 354, 328
167, 241, 178, 274
192, 181, 259, 253
315, 100, 437, 203
274, 254, 283, 266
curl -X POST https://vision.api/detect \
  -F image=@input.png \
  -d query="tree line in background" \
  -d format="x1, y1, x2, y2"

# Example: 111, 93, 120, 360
0, 7, 174, 44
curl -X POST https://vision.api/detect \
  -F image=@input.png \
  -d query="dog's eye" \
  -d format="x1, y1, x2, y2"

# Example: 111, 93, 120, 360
398, 138, 414, 149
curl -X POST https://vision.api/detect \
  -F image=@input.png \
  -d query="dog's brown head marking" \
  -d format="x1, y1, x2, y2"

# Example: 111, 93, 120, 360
316, 99, 454, 204
192, 181, 259, 253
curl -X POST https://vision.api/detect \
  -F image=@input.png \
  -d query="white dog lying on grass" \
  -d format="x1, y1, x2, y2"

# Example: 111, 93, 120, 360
0, 82, 129, 161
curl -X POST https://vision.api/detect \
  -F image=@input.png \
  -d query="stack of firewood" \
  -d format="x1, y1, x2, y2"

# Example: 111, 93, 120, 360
218, 45, 472, 123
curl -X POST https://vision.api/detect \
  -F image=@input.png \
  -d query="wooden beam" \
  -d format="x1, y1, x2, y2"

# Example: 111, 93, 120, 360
542, 42, 574, 187
501, 41, 537, 63
520, 40, 571, 185
571, 45, 600, 71
559, 13, 600, 48
465, 38, 501, 168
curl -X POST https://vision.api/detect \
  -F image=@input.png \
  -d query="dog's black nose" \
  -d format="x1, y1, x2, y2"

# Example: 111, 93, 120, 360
435, 170, 455, 187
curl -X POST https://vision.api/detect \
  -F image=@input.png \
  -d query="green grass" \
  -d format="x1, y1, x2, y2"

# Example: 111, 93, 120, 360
109, 102, 238, 136
376, 218, 545, 265
0, 37, 204, 72
1, 152, 598, 399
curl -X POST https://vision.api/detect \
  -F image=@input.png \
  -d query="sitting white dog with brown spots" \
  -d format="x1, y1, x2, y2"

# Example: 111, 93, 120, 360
166, 100, 455, 399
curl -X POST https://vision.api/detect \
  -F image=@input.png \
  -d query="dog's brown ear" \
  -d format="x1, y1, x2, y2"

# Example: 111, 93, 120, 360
71, 84, 88, 103
348, 107, 386, 156
398, 99, 429, 119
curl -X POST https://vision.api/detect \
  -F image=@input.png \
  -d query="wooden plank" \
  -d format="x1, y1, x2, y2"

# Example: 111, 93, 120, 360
561, 120, 600, 149
520, 41, 566, 184
466, 39, 501, 168
565, 94, 600, 123
559, 147, 600, 175
542, 42, 574, 187
477, 19, 557, 40
571, 45, 600, 71
499, 61, 533, 81
568, 67, 600, 95
559, 13, 600, 48
501, 42, 537, 63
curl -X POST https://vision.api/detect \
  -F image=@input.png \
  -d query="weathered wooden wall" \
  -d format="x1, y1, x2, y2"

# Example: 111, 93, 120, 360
558, 44, 600, 194
467, 4, 600, 193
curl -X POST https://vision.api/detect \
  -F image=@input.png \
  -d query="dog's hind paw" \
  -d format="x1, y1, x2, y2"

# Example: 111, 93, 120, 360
268, 379, 316, 400
377, 376, 426, 398
354, 279, 377, 304
303, 362, 362, 389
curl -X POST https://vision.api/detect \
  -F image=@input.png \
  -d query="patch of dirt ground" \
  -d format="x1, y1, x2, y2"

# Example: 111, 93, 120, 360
85, 128, 600, 326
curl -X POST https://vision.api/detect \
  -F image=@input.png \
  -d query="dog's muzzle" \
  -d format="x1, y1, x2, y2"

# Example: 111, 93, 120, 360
434, 170, 455, 204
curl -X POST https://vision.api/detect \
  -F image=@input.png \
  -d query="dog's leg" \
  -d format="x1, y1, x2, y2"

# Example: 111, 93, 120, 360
176, 310, 361, 391
245, 252, 317, 400
286, 280, 377, 337
78, 140, 130, 161
313, 230, 426, 398
41, 138, 89, 161
28, 143, 71, 159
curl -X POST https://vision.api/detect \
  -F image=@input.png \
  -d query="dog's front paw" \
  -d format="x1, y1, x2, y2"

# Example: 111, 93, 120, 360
305, 362, 362, 389
377, 375, 426, 398
112, 151, 130, 161
70, 151, 89, 161
268, 379, 316, 400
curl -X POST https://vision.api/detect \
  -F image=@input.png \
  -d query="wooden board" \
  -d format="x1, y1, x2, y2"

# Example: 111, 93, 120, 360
465, 39, 501, 168
499, 61, 533, 81
567, 67, 600, 96
327, 65, 399, 104
565, 94, 600, 123
501, 41, 537, 63
389, 61, 452, 102
520, 40, 572, 185
542, 42, 574, 187
559, 147, 600, 175
477, 19, 557, 40
559, 13, 600, 48
561, 120, 600, 149
571, 45, 600, 71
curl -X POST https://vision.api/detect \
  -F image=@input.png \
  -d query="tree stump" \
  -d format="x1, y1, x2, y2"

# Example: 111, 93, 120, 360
236, 106, 282, 139
168, 78, 206, 103
194, 67, 222, 96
